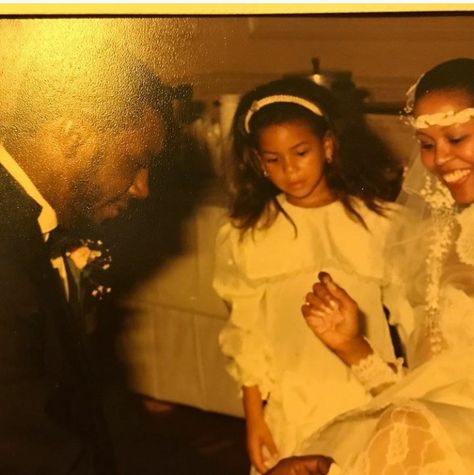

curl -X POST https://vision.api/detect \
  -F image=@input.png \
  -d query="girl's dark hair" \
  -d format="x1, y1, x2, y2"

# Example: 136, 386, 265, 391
415, 58, 474, 102
224, 76, 402, 234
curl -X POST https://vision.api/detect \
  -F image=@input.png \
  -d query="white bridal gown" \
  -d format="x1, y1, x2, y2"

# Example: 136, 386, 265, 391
301, 203, 474, 475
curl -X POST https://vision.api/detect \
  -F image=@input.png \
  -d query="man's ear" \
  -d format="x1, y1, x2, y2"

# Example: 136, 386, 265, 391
56, 117, 96, 159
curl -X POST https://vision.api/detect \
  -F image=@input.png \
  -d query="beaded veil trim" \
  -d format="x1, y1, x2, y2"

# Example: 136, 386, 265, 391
420, 175, 456, 356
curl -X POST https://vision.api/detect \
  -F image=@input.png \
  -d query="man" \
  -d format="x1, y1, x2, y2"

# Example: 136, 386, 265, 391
0, 32, 166, 474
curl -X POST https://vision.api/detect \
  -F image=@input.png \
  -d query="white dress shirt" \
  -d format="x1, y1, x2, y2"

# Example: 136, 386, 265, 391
0, 144, 69, 299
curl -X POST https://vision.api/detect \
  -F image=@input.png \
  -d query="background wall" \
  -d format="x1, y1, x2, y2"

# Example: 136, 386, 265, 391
0, 14, 473, 105
114, 14, 474, 103
135, 14, 474, 103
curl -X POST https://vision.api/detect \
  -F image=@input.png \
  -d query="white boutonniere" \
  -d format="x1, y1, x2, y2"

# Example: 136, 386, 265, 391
66, 238, 112, 300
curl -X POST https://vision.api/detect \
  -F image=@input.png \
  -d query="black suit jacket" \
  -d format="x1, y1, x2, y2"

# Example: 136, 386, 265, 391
0, 164, 116, 474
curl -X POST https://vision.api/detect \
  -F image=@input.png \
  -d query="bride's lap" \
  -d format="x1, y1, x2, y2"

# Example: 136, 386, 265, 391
346, 401, 467, 475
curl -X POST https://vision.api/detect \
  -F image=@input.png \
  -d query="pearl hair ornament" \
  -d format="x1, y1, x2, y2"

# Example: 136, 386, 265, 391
404, 74, 474, 129
410, 108, 474, 130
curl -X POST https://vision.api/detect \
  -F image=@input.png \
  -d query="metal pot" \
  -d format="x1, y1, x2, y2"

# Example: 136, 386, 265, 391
285, 58, 369, 120
285, 58, 356, 92
308, 58, 355, 91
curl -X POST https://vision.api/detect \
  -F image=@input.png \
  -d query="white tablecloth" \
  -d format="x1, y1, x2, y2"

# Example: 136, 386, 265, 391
117, 204, 244, 417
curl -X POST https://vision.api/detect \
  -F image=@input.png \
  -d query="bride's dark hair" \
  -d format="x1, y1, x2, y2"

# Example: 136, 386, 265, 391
415, 58, 474, 101
224, 76, 403, 235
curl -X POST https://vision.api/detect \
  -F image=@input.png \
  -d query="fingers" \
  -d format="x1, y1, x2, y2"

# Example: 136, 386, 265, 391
318, 271, 333, 287
262, 446, 279, 473
302, 308, 343, 336
266, 435, 279, 461
285, 455, 333, 475
248, 436, 266, 474
313, 284, 340, 312
251, 444, 267, 474
315, 456, 334, 475
295, 456, 319, 475
274, 456, 322, 475
302, 312, 330, 335
302, 278, 345, 336
250, 439, 279, 473
262, 435, 280, 471
318, 272, 354, 305
304, 286, 341, 323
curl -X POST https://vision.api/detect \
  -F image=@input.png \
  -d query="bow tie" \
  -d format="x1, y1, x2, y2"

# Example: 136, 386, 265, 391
46, 226, 83, 259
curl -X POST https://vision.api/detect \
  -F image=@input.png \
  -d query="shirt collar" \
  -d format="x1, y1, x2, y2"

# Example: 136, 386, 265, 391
0, 144, 58, 238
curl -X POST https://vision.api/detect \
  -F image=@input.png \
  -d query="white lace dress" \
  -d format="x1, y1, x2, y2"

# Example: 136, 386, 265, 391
213, 195, 398, 473
301, 205, 474, 475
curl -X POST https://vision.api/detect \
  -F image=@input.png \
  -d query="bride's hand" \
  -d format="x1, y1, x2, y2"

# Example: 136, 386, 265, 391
302, 272, 362, 353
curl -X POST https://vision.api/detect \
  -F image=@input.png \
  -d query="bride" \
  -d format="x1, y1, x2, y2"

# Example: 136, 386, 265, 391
268, 57, 474, 474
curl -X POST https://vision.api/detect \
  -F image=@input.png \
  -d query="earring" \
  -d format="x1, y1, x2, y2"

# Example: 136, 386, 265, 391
325, 155, 333, 164
262, 169, 269, 177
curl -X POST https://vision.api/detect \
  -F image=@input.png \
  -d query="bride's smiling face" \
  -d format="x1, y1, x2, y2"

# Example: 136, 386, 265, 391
414, 89, 474, 204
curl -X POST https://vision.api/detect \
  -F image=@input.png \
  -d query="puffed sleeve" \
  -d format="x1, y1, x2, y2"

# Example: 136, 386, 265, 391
212, 223, 275, 400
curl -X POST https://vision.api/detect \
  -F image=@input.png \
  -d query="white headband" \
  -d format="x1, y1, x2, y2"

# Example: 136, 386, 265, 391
243, 94, 324, 134
410, 107, 474, 129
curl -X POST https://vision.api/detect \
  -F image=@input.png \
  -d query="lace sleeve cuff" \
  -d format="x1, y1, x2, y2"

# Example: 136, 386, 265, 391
351, 348, 404, 395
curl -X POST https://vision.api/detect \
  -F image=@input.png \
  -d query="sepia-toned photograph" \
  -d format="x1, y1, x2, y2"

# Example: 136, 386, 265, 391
0, 8, 473, 474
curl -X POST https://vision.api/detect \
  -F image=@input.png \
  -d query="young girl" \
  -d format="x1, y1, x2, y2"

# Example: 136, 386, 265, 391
212, 77, 403, 474
294, 58, 474, 475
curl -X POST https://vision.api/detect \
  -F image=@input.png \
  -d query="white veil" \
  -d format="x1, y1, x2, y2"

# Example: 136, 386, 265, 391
383, 122, 474, 366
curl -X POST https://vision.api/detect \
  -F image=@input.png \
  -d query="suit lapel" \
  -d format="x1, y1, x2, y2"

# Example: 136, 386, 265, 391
0, 163, 117, 473
0, 164, 92, 381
